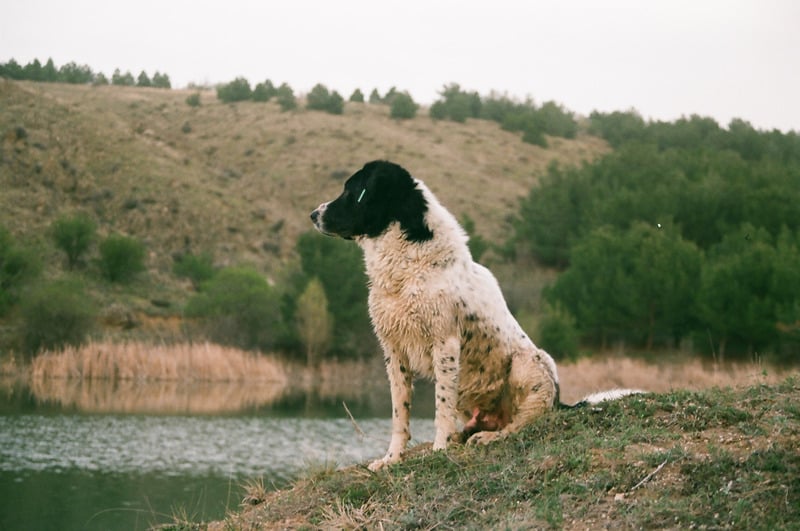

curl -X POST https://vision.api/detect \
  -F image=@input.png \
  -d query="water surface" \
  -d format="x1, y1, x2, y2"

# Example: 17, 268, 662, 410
0, 380, 435, 530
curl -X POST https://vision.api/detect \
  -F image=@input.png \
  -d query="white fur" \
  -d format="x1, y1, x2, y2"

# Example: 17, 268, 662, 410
359, 179, 560, 471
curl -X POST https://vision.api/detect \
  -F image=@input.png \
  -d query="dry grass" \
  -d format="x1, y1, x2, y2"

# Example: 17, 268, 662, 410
28, 378, 287, 414
558, 353, 793, 404
30, 340, 289, 383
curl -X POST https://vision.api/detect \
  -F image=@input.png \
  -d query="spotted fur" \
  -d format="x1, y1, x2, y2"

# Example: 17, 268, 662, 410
311, 161, 630, 471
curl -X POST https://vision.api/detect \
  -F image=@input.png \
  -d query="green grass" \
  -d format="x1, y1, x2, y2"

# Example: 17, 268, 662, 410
177, 378, 800, 530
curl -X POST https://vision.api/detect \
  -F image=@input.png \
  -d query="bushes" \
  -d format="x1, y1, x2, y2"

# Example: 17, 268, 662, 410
50, 213, 96, 269
98, 234, 146, 283
0, 226, 40, 316
306, 84, 344, 114
217, 77, 252, 103
20, 278, 95, 356
390, 92, 418, 119
186, 267, 287, 352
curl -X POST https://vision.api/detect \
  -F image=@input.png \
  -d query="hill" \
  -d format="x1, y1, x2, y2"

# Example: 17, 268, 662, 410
0, 80, 608, 344
203, 378, 799, 530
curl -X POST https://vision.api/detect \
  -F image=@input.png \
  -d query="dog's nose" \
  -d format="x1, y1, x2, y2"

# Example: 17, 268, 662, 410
310, 209, 319, 224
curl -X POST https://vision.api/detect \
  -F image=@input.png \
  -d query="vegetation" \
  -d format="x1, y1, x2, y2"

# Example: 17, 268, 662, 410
202, 378, 800, 530
98, 234, 146, 283
0, 226, 39, 315
511, 115, 800, 361
430, 83, 578, 146
306, 83, 345, 115
0, 57, 170, 87
2, 74, 797, 365
50, 212, 96, 269
185, 267, 287, 352
20, 278, 95, 356
389, 91, 419, 120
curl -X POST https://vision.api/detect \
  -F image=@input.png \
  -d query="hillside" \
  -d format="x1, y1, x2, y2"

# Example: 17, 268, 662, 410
201, 378, 800, 530
0, 80, 608, 342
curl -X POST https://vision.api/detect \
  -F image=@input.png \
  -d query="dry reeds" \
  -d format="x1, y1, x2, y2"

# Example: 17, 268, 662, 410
558, 354, 795, 404
30, 340, 288, 384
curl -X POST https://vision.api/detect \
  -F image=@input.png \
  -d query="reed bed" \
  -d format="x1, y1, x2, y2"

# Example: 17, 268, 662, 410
28, 378, 287, 414
30, 341, 289, 384
558, 354, 793, 404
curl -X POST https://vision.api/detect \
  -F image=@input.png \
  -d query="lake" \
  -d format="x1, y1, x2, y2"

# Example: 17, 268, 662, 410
0, 378, 436, 530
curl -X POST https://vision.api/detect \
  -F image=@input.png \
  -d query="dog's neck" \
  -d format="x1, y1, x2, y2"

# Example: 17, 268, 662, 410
357, 184, 471, 293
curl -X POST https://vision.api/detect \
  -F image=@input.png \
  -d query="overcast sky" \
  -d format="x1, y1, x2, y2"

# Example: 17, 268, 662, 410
2, 0, 798, 132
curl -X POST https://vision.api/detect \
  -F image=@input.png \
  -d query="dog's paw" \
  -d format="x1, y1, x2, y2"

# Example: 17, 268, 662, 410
466, 430, 503, 446
368, 452, 401, 472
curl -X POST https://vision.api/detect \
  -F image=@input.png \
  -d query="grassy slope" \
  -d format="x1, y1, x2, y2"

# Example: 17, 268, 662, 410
0, 80, 607, 337
204, 378, 799, 530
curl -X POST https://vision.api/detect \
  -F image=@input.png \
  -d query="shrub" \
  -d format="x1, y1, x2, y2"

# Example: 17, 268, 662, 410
306, 83, 344, 115
186, 267, 286, 351
252, 80, 276, 102
186, 93, 201, 107
98, 234, 146, 283
173, 252, 215, 290
349, 88, 364, 103
51, 213, 96, 269
0, 226, 40, 315
390, 92, 418, 119
537, 304, 579, 361
20, 278, 95, 356
217, 77, 252, 103
275, 83, 297, 111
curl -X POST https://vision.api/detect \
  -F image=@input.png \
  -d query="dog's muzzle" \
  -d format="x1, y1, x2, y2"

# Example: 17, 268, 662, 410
310, 202, 328, 233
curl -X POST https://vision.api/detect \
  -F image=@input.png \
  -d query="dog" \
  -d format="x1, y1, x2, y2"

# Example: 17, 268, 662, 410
311, 160, 637, 471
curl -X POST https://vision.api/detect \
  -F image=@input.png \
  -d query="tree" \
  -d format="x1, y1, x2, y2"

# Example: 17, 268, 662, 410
699, 225, 781, 357
295, 277, 332, 365
275, 83, 297, 111
173, 252, 215, 290
390, 92, 418, 119
111, 69, 135, 86
547, 223, 702, 348
136, 70, 152, 87
51, 213, 96, 269
186, 267, 286, 351
98, 234, 146, 283
0, 226, 40, 315
306, 83, 344, 114
151, 71, 171, 88
349, 88, 364, 103
293, 232, 372, 357
217, 77, 252, 102
252, 80, 276, 102
20, 278, 95, 357
368, 88, 382, 104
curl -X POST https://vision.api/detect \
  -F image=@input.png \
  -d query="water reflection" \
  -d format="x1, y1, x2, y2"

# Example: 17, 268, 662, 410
0, 377, 435, 531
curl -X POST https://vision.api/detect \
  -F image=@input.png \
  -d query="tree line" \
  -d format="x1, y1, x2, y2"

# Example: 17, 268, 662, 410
214, 77, 420, 119
0, 57, 171, 88
512, 112, 800, 361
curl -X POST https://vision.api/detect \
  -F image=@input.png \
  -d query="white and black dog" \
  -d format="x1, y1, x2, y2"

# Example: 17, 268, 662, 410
311, 160, 637, 471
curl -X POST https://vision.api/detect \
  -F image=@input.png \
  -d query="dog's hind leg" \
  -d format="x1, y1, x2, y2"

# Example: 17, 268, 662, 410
467, 354, 557, 445
369, 346, 413, 471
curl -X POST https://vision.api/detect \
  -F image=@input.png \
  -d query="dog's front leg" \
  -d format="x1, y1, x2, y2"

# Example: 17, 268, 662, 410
433, 336, 460, 450
369, 347, 413, 471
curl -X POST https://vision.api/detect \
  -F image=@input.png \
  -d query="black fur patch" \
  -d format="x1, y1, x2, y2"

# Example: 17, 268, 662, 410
313, 160, 433, 242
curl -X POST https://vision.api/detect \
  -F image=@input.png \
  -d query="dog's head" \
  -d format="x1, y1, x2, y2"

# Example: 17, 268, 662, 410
310, 160, 433, 242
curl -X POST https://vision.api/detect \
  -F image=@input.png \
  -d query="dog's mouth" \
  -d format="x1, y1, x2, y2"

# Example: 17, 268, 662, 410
310, 205, 345, 238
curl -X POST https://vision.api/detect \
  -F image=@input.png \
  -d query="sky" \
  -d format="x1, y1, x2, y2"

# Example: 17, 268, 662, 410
2, 0, 799, 132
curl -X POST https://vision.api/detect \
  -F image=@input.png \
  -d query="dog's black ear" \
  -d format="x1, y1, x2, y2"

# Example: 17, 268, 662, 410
363, 161, 433, 242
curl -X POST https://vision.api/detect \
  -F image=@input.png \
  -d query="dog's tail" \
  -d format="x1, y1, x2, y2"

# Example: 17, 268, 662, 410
558, 388, 644, 409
